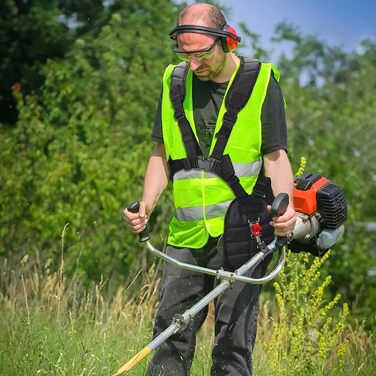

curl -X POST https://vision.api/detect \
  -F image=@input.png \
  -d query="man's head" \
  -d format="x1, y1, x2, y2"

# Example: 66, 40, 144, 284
169, 3, 240, 81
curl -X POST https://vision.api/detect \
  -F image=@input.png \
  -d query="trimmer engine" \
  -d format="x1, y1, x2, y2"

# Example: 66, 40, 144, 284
291, 173, 347, 253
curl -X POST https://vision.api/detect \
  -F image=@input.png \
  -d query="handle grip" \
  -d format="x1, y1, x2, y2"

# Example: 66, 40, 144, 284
271, 193, 289, 217
127, 201, 150, 242
270, 193, 289, 247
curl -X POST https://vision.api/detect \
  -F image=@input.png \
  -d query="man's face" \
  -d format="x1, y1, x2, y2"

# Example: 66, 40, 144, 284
175, 32, 226, 81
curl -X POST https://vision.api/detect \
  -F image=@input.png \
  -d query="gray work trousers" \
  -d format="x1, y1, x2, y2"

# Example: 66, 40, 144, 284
146, 237, 269, 376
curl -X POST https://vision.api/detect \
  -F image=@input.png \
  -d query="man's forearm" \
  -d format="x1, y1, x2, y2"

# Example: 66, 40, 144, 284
263, 149, 294, 205
263, 149, 296, 235
142, 143, 169, 215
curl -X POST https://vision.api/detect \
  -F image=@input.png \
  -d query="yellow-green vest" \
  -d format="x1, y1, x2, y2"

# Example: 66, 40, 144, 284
161, 60, 279, 249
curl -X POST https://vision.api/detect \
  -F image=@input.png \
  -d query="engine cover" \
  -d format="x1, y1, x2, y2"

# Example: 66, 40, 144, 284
294, 173, 347, 229
316, 182, 347, 229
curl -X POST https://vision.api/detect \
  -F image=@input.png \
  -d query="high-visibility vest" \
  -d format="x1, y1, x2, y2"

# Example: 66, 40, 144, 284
161, 61, 279, 248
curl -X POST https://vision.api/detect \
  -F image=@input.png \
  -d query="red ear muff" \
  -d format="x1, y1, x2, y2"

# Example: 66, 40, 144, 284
222, 24, 239, 52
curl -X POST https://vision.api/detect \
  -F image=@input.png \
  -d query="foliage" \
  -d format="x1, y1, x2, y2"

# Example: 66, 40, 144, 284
237, 22, 269, 60
271, 25, 376, 327
275, 24, 376, 219
0, 0, 112, 124
263, 251, 349, 375
0, 0, 178, 284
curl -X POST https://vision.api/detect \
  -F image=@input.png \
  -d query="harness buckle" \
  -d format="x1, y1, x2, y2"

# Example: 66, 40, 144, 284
215, 132, 227, 140
196, 156, 220, 172
174, 108, 185, 120
183, 159, 192, 170
252, 188, 266, 200
222, 110, 238, 124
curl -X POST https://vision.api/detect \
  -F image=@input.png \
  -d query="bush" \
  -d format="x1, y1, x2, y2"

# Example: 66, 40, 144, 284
0, 0, 178, 284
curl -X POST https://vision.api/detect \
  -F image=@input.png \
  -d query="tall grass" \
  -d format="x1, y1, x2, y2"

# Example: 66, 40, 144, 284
254, 250, 376, 376
0, 248, 375, 375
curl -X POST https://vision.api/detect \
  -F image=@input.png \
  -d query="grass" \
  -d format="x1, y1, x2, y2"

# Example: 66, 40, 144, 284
0, 255, 158, 376
0, 254, 375, 376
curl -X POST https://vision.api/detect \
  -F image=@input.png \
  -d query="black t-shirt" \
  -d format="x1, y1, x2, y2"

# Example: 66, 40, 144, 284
151, 72, 287, 156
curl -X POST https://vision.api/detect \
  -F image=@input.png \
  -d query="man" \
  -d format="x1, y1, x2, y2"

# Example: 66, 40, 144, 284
124, 3, 296, 375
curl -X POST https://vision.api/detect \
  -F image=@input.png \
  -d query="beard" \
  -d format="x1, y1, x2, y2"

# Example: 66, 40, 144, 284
192, 54, 226, 81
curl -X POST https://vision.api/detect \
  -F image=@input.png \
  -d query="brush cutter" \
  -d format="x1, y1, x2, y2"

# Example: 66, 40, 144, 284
114, 173, 347, 375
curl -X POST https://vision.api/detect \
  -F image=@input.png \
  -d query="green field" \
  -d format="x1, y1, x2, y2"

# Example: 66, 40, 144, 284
1, 256, 375, 376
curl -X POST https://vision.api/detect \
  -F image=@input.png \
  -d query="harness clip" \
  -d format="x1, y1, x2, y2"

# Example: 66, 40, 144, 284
183, 159, 192, 170
173, 108, 186, 120
197, 156, 220, 172
248, 219, 268, 252
250, 222, 263, 237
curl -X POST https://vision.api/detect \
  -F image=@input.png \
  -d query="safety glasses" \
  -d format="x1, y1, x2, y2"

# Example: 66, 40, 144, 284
173, 39, 219, 62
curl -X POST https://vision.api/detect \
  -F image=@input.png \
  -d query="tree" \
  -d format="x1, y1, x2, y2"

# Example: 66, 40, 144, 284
272, 23, 376, 326
0, 0, 109, 124
0, 0, 178, 284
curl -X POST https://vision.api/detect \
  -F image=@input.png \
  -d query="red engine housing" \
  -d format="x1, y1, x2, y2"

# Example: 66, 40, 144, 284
293, 174, 329, 215
293, 173, 347, 229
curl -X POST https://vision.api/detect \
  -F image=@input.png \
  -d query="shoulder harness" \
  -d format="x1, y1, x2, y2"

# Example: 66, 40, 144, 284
169, 57, 267, 217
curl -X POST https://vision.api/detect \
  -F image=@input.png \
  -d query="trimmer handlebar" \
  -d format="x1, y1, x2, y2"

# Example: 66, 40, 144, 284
270, 192, 290, 249
115, 194, 289, 375
271, 192, 289, 216
143, 237, 286, 285
127, 201, 151, 242
127, 193, 290, 285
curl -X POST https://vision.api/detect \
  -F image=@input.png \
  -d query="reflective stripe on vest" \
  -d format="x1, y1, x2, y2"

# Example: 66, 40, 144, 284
176, 200, 232, 221
173, 160, 262, 180
173, 160, 262, 221
162, 60, 279, 248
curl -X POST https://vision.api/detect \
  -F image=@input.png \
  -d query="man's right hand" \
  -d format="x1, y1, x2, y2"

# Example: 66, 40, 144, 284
123, 201, 148, 234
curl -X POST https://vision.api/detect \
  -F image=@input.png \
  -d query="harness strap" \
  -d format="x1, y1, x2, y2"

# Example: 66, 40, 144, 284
170, 62, 201, 157
169, 58, 263, 215
221, 155, 268, 217
211, 57, 261, 161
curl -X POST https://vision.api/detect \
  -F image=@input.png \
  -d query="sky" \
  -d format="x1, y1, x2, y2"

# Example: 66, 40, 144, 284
177, 0, 376, 58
